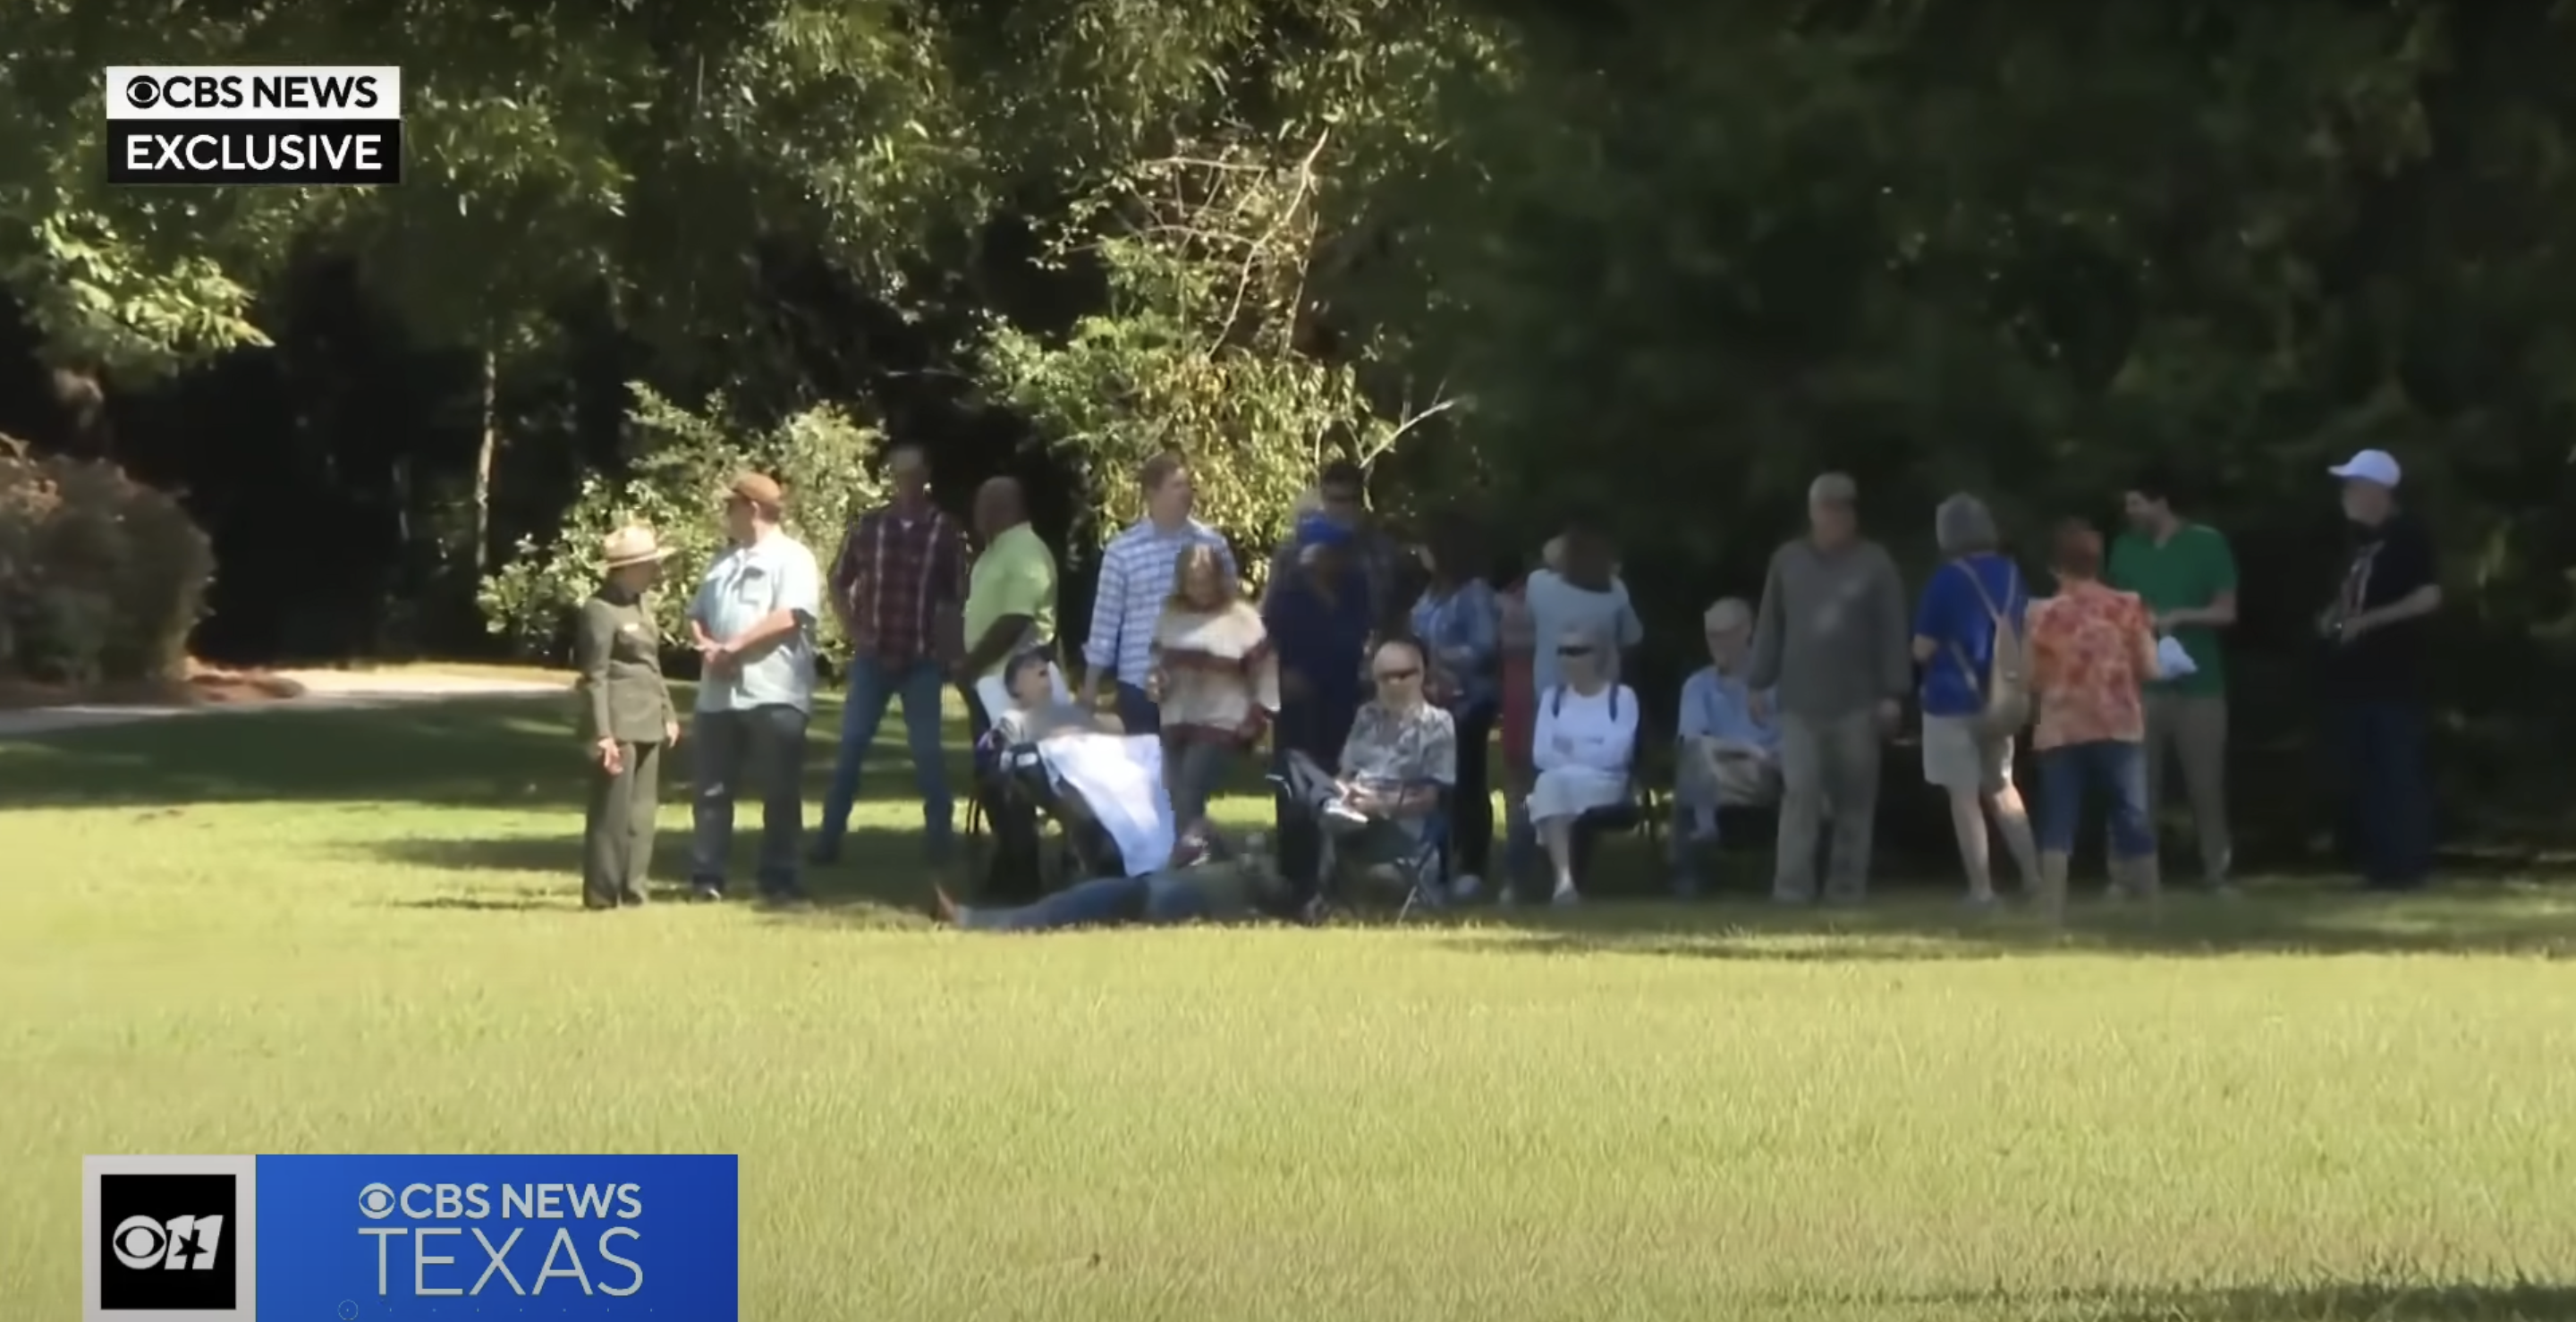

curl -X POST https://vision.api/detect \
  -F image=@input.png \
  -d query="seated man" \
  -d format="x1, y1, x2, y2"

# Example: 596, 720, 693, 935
976, 649, 1123, 901
936, 823, 1292, 930
1669, 597, 1783, 894
1277, 637, 1458, 894
1530, 625, 1639, 905
987, 648, 1116, 749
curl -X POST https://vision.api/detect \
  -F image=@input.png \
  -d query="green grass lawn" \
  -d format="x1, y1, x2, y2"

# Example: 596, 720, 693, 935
5, 693, 2576, 1320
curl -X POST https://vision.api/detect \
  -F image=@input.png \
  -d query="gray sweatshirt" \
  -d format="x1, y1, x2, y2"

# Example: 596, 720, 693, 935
1745, 537, 1912, 719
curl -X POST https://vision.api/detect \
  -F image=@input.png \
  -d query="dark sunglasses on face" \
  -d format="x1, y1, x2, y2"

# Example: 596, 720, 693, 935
1376, 667, 1419, 682
1559, 646, 1593, 657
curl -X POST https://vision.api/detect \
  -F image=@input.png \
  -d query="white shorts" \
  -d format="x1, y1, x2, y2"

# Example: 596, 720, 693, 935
1921, 715, 2012, 793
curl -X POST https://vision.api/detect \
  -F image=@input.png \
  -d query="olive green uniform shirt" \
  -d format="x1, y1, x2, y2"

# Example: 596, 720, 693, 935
573, 587, 679, 742
2106, 522, 2237, 697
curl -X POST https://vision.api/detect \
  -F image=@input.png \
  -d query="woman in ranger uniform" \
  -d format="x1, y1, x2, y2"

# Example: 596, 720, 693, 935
575, 525, 682, 909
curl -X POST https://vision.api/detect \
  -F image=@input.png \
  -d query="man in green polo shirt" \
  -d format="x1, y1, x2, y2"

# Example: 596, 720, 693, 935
2108, 468, 2238, 894
956, 477, 1059, 733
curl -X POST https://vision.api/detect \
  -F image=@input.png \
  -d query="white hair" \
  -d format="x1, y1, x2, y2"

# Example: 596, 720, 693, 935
1703, 597, 1752, 631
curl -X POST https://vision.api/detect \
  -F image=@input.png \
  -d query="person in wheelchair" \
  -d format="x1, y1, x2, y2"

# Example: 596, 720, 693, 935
1529, 624, 1640, 905
1669, 597, 1784, 894
972, 649, 1124, 902
987, 648, 1115, 746
1277, 637, 1457, 903
936, 822, 1295, 931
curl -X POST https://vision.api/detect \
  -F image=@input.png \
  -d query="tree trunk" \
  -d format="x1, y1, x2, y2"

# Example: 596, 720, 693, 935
471, 349, 498, 574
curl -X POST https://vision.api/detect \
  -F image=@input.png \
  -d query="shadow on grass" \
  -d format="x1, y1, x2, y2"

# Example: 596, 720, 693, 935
0, 693, 979, 811
1905, 1279, 2576, 1320
1430, 878, 2576, 961
369, 826, 946, 928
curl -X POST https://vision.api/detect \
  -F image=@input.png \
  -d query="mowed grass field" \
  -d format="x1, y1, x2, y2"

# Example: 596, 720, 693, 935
4, 691, 2576, 1320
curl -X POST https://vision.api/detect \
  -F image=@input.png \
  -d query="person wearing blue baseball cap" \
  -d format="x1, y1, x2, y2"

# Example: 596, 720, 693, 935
2319, 447, 2440, 889
1261, 511, 1377, 908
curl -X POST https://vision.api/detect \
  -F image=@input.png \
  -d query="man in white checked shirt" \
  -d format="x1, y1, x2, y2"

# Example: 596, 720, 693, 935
1080, 451, 1237, 733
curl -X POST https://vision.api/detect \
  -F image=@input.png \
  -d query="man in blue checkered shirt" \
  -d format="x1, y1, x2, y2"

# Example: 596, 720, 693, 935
1078, 451, 1236, 733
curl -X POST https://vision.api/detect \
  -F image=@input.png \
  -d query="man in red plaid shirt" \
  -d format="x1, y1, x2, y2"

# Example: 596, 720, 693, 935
811, 441, 970, 864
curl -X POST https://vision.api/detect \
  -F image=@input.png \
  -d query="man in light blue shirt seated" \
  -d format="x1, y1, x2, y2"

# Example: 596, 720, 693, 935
1670, 597, 1782, 894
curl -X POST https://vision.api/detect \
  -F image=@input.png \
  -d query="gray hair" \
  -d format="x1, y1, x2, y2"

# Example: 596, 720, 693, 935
1703, 597, 1752, 631
1935, 493, 1999, 555
1808, 472, 1857, 505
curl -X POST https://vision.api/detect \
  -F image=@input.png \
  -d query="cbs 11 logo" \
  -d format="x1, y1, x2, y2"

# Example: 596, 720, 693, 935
112, 1212, 226, 1269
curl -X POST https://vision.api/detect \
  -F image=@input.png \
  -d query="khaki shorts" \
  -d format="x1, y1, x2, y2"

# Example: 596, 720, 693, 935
1921, 714, 2012, 793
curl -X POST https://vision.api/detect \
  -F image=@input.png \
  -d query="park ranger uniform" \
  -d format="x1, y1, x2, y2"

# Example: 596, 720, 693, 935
575, 579, 679, 908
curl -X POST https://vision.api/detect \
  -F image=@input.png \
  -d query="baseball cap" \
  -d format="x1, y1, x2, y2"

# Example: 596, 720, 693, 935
2327, 449, 2401, 488
727, 471, 785, 508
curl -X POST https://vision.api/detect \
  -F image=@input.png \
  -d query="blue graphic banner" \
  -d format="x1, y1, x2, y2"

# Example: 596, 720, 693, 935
254, 1154, 738, 1319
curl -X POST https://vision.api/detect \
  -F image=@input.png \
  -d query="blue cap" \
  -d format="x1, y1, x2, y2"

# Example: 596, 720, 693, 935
1294, 513, 1353, 550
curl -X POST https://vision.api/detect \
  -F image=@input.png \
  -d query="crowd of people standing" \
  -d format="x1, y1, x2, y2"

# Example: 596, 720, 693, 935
565, 442, 2442, 921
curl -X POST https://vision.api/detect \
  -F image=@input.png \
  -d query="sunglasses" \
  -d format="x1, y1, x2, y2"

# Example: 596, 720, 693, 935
1375, 667, 1419, 682
1558, 646, 1593, 657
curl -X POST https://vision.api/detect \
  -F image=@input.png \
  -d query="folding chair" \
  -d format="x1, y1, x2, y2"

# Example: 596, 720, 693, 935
1267, 767, 1451, 922
962, 742, 1124, 902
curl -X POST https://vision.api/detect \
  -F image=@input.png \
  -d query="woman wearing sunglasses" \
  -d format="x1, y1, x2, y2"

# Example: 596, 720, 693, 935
1528, 625, 1640, 904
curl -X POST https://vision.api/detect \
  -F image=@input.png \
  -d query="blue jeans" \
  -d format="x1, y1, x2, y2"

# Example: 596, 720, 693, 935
814, 657, 953, 858
1115, 682, 1161, 735
2034, 739, 2153, 859
961, 872, 1211, 931
691, 704, 810, 894
1165, 739, 1238, 827
2333, 699, 2432, 887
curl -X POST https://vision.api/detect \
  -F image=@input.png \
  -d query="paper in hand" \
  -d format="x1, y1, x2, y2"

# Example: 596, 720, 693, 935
2155, 635, 2198, 678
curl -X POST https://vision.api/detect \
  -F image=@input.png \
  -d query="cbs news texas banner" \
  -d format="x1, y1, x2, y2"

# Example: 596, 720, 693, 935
83, 1153, 738, 1321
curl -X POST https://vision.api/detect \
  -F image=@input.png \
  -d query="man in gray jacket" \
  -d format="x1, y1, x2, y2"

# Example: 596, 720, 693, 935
1746, 472, 1913, 903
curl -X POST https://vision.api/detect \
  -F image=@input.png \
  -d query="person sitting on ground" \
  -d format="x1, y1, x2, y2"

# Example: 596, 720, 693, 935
1668, 596, 1782, 895
1528, 625, 1640, 905
1146, 541, 1279, 826
936, 823, 1291, 931
1279, 637, 1459, 894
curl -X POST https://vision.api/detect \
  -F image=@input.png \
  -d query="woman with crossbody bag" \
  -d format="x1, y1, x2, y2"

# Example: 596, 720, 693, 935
1908, 494, 2043, 908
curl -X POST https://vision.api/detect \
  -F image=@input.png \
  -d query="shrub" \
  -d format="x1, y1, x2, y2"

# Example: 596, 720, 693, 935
478, 386, 886, 658
0, 436, 216, 685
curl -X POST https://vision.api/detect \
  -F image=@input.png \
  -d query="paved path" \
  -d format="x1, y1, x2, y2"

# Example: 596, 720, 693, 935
0, 670, 567, 740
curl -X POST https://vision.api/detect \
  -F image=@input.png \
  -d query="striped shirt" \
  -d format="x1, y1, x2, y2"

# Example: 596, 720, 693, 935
1081, 518, 1235, 686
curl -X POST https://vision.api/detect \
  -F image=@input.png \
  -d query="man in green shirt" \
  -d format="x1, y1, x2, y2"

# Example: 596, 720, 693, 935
956, 476, 1060, 734
2108, 469, 2238, 893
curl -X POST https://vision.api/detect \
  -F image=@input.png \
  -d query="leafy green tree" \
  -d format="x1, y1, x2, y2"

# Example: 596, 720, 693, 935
479, 384, 882, 658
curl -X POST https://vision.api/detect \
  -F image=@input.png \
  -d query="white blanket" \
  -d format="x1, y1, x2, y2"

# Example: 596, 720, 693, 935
1036, 732, 1174, 877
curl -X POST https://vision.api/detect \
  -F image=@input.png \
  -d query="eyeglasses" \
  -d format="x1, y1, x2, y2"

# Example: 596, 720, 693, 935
1375, 667, 1419, 682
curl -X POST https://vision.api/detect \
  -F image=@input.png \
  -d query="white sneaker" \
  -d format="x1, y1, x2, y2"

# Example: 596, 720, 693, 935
1552, 885, 1580, 907
1449, 873, 1483, 902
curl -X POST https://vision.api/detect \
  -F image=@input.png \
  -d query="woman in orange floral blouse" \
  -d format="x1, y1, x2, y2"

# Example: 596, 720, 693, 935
2026, 519, 2164, 923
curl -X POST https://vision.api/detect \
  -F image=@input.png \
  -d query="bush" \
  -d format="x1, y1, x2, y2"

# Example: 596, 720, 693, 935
0, 436, 216, 685
478, 386, 886, 659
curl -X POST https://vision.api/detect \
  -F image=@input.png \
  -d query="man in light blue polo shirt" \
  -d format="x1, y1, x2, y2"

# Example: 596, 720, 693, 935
687, 471, 825, 903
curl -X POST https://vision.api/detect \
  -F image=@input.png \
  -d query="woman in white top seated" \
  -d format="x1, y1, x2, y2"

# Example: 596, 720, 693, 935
1528, 626, 1639, 905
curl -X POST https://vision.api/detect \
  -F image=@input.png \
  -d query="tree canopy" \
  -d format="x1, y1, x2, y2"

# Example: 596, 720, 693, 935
7, 0, 2576, 856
